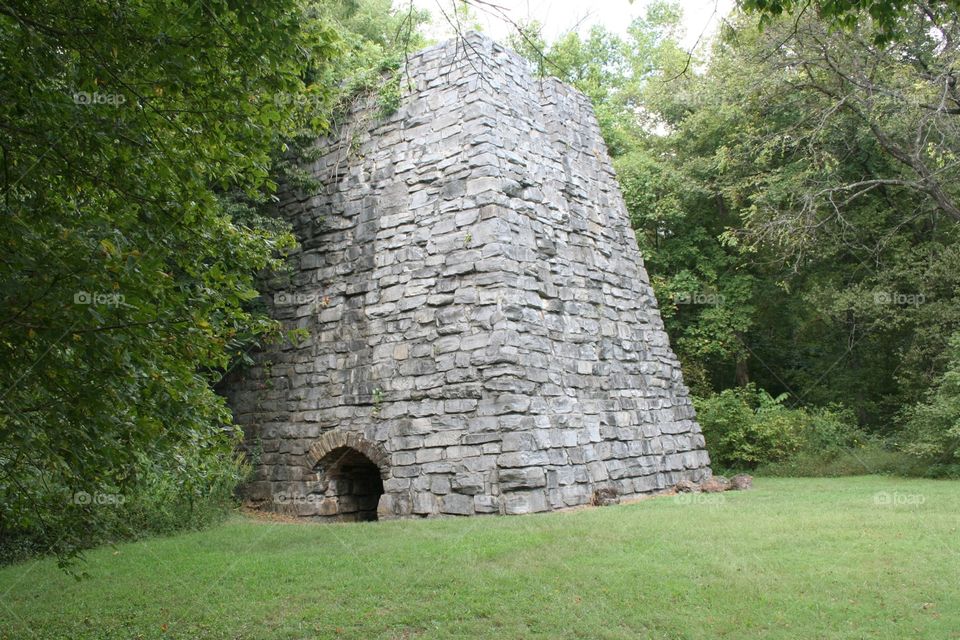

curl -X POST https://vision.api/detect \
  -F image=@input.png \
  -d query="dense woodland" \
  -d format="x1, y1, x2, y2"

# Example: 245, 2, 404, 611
1, 0, 958, 564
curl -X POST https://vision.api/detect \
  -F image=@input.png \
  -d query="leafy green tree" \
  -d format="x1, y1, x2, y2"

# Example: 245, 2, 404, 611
899, 333, 960, 476
690, 7, 960, 426
739, 0, 960, 44
0, 0, 422, 564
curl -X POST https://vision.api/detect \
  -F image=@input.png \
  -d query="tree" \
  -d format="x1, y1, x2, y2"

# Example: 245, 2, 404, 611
739, 0, 960, 44
899, 332, 960, 476
647, 5, 960, 430
0, 0, 420, 564
731, 4, 960, 247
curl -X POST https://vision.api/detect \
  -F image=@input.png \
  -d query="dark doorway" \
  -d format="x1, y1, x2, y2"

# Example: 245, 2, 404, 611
317, 446, 384, 521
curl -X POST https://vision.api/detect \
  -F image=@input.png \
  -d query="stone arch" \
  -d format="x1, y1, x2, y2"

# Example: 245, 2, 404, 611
305, 431, 390, 477
305, 432, 389, 522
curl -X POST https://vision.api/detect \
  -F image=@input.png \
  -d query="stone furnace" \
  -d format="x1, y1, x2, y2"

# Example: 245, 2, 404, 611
223, 32, 712, 521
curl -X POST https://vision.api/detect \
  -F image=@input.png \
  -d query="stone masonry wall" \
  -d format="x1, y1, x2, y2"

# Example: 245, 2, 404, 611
222, 32, 712, 519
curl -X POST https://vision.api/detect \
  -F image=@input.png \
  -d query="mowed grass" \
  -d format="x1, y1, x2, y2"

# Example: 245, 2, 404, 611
1, 477, 958, 639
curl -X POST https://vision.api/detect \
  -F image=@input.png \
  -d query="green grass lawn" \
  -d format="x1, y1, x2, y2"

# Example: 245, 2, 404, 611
1, 476, 958, 639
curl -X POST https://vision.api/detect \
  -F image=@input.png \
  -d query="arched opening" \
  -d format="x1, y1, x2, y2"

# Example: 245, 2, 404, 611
316, 446, 384, 521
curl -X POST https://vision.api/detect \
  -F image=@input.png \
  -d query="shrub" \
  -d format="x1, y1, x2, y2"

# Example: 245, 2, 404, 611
694, 385, 866, 473
0, 441, 247, 567
694, 385, 798, 469
756, 441, 911, 477
897, 334, 960, 478
118, 445, 249, 537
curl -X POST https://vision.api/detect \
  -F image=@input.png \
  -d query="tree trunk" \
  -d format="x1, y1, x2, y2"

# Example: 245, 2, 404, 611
735, 357, 750, 387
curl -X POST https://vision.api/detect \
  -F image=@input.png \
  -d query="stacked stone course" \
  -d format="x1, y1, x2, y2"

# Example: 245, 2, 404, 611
222, 32, 712, 520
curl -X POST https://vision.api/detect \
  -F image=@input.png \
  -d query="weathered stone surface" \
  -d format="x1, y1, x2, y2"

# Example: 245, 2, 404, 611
503, 490, 550, 515
701, 476, 730, 494
440, 493, 474, 515
499, 467, 547, 491
591, 486, 620, 507
221, 32, 711, 521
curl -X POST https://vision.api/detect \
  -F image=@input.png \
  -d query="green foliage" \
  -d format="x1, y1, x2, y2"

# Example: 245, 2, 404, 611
690, 7, 960, 426
739, 0, 960, 44
548, 3, 960, 441
119, 441, 249, 537
376, 78, 404, 118
324, 2, 427, 119
0, 0, 424, 567
0, 439, 247, 566
757, 442, 911, 477
509, 4, 687, 157
897, 334, 960, 477
695, 385, 864, 471
614, 149, 760, 392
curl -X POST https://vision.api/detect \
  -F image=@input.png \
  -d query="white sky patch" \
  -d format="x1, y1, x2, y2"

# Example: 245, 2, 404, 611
399, 0, 736, 49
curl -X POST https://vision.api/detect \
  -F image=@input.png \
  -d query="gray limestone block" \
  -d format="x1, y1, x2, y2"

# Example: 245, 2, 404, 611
498, 467, 546, 491
497, 450, 550, 468
473, 494, 500, 513
502, 489, 550, 515
451, 472, 485, 495
440, 493, 475, 515
412, 491, 438, 515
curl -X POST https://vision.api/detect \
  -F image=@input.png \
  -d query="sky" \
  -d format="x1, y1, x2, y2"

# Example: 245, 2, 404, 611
403, 0, 736, 49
